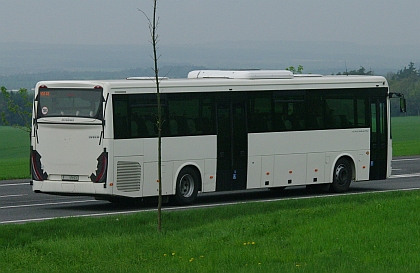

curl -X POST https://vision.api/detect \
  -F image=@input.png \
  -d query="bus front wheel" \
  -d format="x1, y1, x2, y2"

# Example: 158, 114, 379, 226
173, 167, 199, 205
330, 158, 352, 193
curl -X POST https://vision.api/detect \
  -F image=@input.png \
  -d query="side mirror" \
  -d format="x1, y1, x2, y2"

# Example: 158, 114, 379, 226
400, 97, 406, 113
389, 93, 406, 113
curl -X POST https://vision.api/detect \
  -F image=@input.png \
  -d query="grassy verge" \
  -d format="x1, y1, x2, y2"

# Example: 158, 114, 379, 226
1, 190, 420, 272
0, 158, 29, 180
391, 116, 420, 156
0, 126, 30, 179
0, 126, 29, 159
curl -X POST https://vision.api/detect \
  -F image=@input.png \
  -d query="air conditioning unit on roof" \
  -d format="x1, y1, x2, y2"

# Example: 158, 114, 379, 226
187, 70, 294, 79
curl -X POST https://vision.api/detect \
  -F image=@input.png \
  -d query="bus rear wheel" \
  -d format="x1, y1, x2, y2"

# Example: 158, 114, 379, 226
173, 167, 199, 205
330, 158, 352, 193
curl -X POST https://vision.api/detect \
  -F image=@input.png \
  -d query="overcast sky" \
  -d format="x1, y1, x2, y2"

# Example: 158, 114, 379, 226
1, 0, 420, 46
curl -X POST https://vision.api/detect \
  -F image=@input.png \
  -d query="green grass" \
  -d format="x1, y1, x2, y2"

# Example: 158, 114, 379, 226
1, 190, 420, 272
0, 126, 30, 179
0, 126, 30, 159
0, 158, 29, 180
391, 116, 420, 156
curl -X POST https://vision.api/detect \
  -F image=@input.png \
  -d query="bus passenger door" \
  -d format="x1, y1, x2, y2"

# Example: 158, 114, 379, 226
369, 98, 388, 180
216, 102, 248, 191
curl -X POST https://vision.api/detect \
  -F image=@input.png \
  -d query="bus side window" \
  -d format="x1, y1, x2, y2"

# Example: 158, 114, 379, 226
170, 114, 179, 135
168, 96, 203, 136
113, 97, 129, 139
326, 98, 354, 129
131, 113, 149, 138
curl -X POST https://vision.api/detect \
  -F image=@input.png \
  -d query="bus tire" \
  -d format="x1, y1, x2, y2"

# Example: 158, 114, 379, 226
173, 167, 199, 205
330, 158, 352, 193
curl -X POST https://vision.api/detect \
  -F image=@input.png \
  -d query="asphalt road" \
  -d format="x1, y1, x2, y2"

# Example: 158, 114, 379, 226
1, 156, 419, 225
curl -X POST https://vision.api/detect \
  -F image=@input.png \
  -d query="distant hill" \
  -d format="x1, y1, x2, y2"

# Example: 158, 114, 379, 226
0, 65, 206, 90
1, 40, 419, 88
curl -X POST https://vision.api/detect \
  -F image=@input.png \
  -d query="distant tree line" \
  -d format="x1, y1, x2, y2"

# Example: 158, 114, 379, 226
0, 86, 32, 130
336, 66, 374, 76
387, 62, 420, 116
335, 63, 420, 116
1, 63, 420, 128
336, 63, 418, 116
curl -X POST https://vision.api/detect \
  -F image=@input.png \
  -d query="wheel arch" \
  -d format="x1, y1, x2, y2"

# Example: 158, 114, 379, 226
329, 154, 356, 183
173, 162, 203, 194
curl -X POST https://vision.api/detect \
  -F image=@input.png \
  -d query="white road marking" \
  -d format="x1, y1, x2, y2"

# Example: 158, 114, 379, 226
390, 173, 420, 178
0, 183, 28, 187
0, 199, 98, 209
0, 194, 27, 198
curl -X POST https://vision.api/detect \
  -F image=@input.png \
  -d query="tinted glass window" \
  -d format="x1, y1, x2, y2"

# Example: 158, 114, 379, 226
113, 93, 215, 139
274, 91, 305, 131
325, 90, 368, 129
248, 94, 272, 132
37, 88, 103, 119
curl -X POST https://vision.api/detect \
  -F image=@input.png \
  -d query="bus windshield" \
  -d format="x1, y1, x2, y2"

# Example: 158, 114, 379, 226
37, 88, 103, 119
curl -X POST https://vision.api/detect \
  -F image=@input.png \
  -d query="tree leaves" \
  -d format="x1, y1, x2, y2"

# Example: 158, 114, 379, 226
0, 86, 32, 132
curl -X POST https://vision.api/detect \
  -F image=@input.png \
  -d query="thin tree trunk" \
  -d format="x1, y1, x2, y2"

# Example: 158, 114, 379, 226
139, 0, 162, 232
151, 0, 163, 233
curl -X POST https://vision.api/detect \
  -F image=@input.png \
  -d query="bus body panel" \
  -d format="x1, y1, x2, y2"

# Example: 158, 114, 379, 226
202, 158, 217, 192
307, 152, 326, 185
247, 129, 371, 188
109, 136, 217, 198
32, 121, 105, 195
248, 129, 370, 157
34, 123, 103, 178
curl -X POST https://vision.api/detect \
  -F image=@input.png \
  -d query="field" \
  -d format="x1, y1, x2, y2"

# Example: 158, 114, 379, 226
391, 116, 420, 155
1, 190, 420, 272
1, 116, 419, 180
0, 126, 30, 180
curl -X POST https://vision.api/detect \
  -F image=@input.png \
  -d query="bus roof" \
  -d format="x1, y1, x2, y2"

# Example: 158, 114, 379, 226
35, 70, 388, 92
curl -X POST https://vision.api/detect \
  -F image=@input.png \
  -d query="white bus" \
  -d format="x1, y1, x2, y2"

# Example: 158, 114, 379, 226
30, 70, 404, 205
